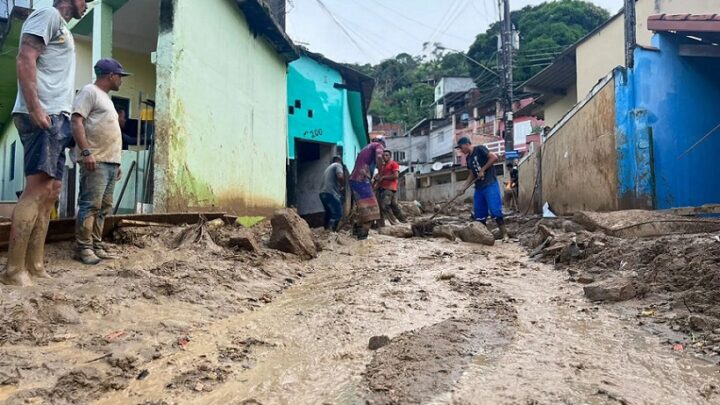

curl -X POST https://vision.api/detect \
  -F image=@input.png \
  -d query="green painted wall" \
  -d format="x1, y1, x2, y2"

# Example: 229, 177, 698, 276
154, 0, 288, 215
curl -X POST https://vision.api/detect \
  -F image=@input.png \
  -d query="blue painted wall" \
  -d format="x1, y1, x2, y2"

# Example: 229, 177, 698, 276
614, 67, 655, 210
629, 35, 720, 209
287, 55, 367, 169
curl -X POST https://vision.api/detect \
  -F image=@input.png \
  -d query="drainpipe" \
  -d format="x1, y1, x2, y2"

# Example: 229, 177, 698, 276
624, 0, 636, 68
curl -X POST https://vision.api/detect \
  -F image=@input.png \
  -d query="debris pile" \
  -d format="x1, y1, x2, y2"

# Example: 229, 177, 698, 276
520, 209, 720, 357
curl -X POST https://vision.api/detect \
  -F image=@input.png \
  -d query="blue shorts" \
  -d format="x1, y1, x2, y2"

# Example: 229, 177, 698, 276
14, 113, 74, 180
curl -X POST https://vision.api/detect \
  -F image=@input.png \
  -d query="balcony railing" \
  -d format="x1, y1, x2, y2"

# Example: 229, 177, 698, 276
454, 121, 497, 138
484, 140, 505, 154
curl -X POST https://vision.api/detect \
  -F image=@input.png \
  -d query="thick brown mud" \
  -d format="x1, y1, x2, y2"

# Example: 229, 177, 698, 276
1, 222, 719, 404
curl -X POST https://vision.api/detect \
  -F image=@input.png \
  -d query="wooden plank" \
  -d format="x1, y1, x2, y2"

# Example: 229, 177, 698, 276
0, 212, 227, 250
679, 44, 720, 58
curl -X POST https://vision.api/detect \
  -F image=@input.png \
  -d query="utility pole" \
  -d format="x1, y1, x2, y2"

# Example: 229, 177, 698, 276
624, 0, 637, 68
499, 0, 514, 154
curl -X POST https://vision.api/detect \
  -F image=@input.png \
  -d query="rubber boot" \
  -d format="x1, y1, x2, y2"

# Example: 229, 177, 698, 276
26, 212, 51, 279
94, 245, 118, 260
74, 248, 102, 265
499, 224, 510, 241
357, 224, 370, 240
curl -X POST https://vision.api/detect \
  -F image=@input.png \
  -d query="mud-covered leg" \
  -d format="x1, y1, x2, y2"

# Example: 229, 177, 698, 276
26, 179, 60, 279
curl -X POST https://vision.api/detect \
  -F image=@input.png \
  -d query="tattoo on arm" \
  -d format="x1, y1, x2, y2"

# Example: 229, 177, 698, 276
21, 34, 46, 54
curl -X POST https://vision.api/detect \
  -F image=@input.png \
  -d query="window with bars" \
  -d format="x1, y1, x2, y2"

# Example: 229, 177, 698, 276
393, 151, 406, 162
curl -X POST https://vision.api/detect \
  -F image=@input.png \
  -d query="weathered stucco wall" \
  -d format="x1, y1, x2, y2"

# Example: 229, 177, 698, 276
626, 36, 720, 209
541, 77, 618, 215
518, 148, 540, 214
154, 0, 288, 215
576, 15, 624, 99
544, 84, 577, 128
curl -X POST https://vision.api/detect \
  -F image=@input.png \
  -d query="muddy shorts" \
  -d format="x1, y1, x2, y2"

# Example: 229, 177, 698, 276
14, 113, 74, 180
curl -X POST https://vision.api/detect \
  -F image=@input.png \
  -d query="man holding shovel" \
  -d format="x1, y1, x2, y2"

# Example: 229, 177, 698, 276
456, 137, 508, 240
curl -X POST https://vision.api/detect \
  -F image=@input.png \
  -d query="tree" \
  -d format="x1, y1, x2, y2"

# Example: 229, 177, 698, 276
468, 0, 609, 91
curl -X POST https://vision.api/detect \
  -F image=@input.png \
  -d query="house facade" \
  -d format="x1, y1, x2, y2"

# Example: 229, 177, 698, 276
0, 0, 297, 217
520, 0, 719, 128
286, 51, 373, 219
518, 15, 720, 214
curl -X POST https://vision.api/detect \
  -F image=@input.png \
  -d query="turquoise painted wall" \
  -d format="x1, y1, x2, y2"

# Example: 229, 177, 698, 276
287, 55, 366, 169
153, 0, 289, 215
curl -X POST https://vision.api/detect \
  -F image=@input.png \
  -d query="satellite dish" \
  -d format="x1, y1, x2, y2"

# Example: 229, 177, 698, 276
432, 162, 444, 171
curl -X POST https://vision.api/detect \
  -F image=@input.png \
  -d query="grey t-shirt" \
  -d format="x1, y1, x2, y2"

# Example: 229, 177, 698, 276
13, 7, 76, 115
73, 84, 122, 164
320, 162, 344, 199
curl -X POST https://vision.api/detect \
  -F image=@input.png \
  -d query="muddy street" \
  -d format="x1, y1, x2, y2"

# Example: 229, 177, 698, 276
1, 219, 719, 405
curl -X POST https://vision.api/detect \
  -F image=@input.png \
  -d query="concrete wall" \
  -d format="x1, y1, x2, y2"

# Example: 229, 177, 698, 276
544, 84, 577, 127
385, 135, 428, 165
153, 0, 288, 215
576, 15, 624, 99
541, 77, 618, 215
626, 35, 720, 209
435, 77, 475, 101
518, 148, 540, 213
428, 124, 453, 160
574, 0, 720, 101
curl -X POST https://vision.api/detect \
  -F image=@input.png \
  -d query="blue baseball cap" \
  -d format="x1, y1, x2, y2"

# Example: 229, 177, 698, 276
94, 58, 132, 76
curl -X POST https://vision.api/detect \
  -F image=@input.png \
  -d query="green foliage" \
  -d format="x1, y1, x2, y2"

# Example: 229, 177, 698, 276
469, 0, 610, 90
356, 0, 610, 126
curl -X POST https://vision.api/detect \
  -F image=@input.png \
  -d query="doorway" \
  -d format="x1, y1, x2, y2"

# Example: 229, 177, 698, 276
292, 140, 337, 227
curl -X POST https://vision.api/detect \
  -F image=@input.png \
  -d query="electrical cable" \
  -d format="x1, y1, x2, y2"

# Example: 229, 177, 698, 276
433, 0, 471, 45
366, 0, 474, 42
345, 0, 426, 43
313, 0, 375, 61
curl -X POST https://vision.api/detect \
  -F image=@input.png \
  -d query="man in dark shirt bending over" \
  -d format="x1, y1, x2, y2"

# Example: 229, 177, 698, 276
456, 137, 508, 240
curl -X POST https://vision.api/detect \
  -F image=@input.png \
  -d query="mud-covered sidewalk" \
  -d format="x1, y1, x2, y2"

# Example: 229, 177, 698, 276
1, 216, 720, 404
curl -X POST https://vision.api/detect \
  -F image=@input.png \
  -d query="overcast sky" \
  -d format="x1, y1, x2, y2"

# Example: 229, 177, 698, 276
286, 0, 624, 64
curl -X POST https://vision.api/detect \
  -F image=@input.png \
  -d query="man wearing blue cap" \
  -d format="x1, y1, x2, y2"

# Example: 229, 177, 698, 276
1, 0, 93, 286
71, 58, 131, 264
456, 137, 508, 240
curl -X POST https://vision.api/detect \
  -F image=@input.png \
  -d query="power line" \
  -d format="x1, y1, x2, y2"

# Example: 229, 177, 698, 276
429, 0, 465, 44
433, 0, 471, 44
313, 0, 376, 61
366, 0, 474, 42
345, 0, 426, 44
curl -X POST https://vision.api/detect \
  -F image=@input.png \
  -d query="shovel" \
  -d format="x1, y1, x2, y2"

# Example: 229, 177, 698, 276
428, 193, 464, 221
411, 194, 464, 237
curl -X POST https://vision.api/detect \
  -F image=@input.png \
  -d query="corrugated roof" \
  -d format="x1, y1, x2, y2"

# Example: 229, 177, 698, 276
648, 14, 720, 31
648, 14, 720, 44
